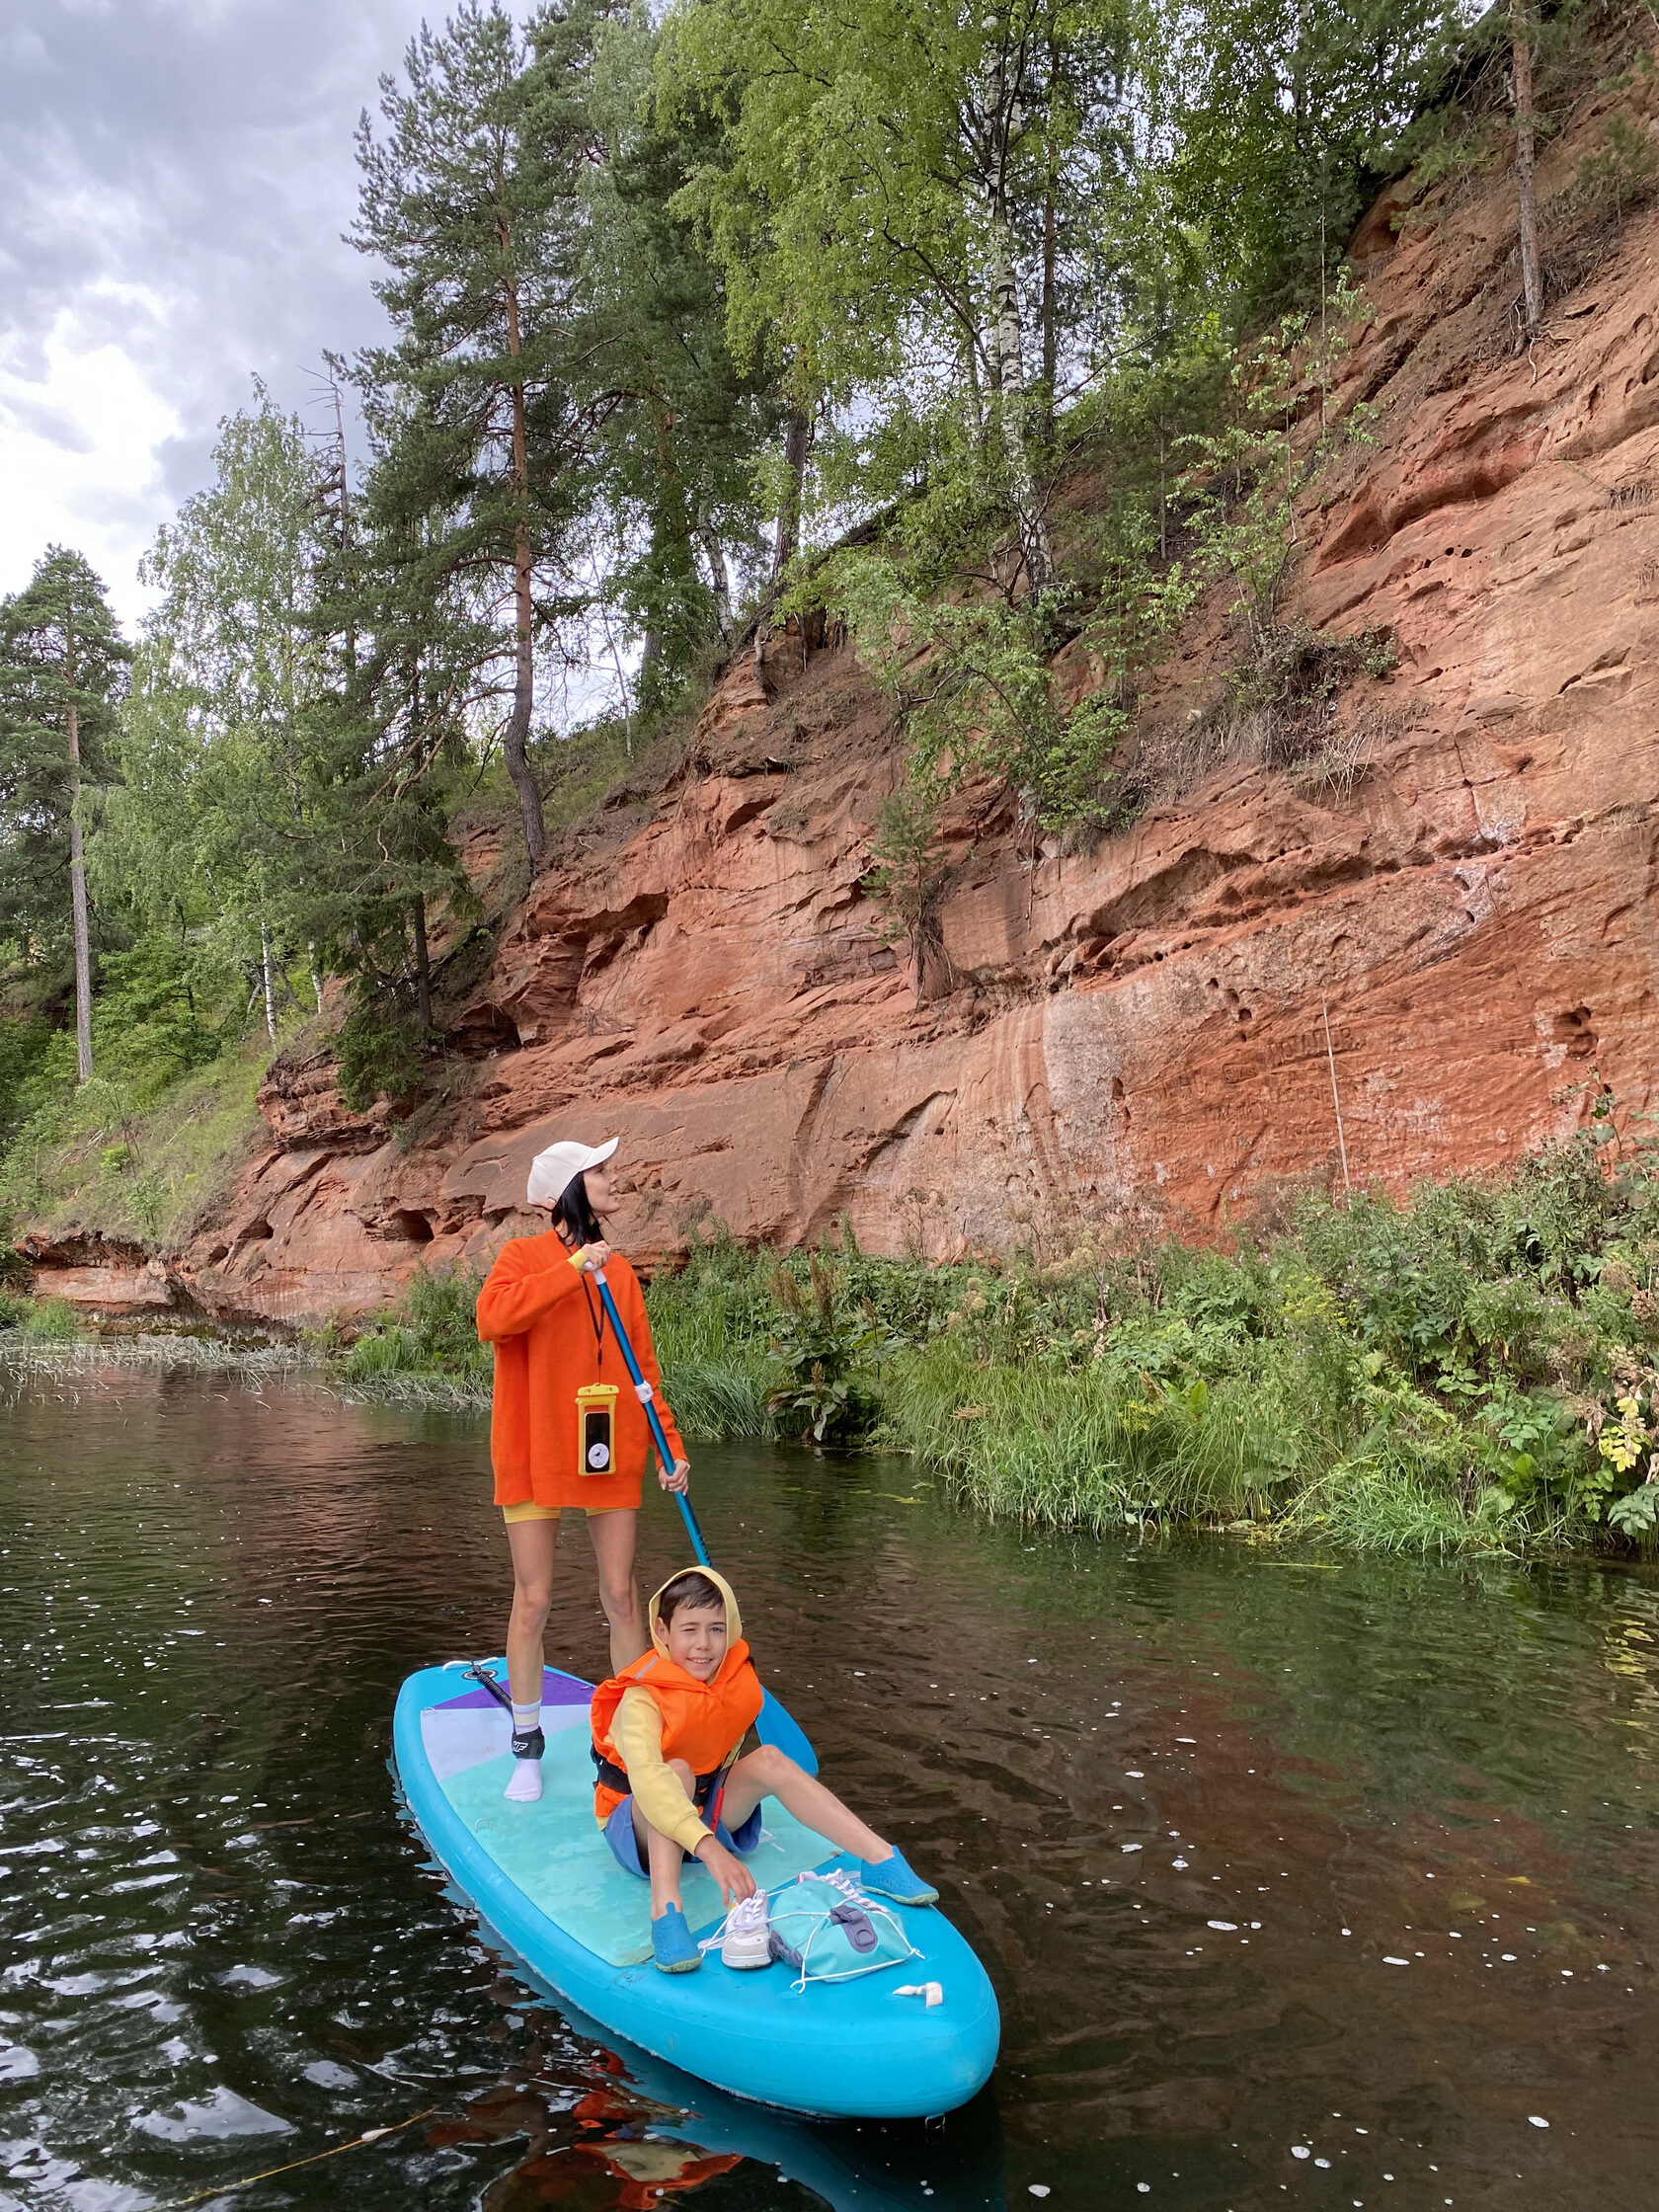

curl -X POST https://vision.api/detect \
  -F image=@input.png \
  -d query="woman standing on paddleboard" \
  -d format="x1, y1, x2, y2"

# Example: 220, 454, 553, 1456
476, 1136, 690, 1804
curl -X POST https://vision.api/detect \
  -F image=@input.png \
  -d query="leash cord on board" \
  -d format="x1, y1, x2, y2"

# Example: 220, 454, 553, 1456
153, 2106, 440, 2209
463, 1663, 514, 1712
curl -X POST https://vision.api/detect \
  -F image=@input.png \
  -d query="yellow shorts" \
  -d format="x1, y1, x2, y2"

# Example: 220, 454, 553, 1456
501, 1501, 612, 1525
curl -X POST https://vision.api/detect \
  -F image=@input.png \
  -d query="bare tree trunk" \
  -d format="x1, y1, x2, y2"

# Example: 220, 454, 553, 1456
411, 895, 432, 1033
325, 356, 357, 679
1513, 4, 1542, 336
697, 521, 733, 638
1040, 188, 1058, 450
65, 692, 93, 1085
497, 230, 547, 872
962, 330, 986, 437
1039, 25, 1060, 451
1157, 423, 1167, 562
769, 407, 812, 584
260, 916, 277, 1044
596, 600, 633, 757
988, 223, 1056, 600
307, 944, 324, 1013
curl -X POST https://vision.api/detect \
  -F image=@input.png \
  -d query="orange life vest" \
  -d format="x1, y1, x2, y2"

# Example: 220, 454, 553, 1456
589, 1641, 763, 1824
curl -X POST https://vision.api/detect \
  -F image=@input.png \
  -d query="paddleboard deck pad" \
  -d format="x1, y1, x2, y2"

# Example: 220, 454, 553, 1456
394, 1660, 999, 2118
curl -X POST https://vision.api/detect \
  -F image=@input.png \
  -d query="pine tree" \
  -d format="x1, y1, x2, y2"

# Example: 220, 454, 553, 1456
0, 549, 128, 1081
352, 0, 623, 871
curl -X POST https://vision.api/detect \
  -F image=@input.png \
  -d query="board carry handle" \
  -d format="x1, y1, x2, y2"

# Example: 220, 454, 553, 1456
592, 1266, 818, 1776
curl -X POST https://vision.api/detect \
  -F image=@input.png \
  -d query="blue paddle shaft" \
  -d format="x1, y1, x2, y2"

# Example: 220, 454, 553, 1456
592, 1270, 710, 1566
591, 1266, 817, 1775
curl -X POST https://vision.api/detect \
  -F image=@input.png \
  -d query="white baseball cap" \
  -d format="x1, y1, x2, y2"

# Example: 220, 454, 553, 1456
525, 1135, 619, 1209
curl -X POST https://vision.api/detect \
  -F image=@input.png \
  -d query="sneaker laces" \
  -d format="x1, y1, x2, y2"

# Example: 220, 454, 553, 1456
699, 1887, 770, 1953
808, 1867, 868, 1907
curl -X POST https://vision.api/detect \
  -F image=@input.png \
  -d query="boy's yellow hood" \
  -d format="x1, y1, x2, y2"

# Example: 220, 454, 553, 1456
646, 1564, 744, 1658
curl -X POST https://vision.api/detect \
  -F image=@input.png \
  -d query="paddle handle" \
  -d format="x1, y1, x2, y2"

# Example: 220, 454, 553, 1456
592, 1269, 712, 1571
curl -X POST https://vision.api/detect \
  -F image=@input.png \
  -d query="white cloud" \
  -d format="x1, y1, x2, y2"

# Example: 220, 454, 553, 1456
0, 0, 551, 636
0, 296, 183, 623
0, 0, 432, 631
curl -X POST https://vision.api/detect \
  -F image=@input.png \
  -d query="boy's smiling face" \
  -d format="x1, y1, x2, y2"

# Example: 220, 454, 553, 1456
662, 1600, 727, 1681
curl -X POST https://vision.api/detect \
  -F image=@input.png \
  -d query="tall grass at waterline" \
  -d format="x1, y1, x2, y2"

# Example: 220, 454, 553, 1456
643, 1234, 781, 1440
0, 1291, 84, 1340
323, 1264, 494, 1406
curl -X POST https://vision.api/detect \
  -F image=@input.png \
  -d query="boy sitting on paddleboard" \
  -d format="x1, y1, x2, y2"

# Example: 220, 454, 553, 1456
591, 1565, 937, 1973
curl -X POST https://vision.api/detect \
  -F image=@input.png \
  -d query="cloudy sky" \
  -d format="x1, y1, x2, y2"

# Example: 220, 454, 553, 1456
0, 0, 513, 628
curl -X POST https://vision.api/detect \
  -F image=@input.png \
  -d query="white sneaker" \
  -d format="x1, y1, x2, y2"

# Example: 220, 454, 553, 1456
720, 1890, 771, 1970
503, 1759, 542, 1803
810, 1867, 867, 1906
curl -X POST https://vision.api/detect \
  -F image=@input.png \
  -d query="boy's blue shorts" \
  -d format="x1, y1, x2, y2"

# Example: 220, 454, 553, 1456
602, 1793, 763, 1881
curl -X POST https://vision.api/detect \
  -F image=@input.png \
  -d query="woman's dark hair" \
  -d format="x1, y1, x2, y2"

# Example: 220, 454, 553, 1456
550, 1170, 602, 1248
656, 1570, 725, 1627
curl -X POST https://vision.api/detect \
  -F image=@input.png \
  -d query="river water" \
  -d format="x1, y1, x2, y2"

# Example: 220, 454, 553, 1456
2, 1360, 1656, 2212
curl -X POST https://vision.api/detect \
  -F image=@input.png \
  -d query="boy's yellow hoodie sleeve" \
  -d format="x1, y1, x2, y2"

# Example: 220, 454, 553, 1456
612, 1687, 712, 1856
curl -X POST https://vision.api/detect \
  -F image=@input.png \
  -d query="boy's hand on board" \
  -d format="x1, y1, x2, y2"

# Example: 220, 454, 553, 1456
659, 1458, 691, 1494
695, 1836, 756, 1906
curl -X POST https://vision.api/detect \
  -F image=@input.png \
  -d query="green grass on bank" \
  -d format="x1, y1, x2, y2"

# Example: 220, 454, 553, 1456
320, 1122, 1659, 1556
0, 1031, 274, 1250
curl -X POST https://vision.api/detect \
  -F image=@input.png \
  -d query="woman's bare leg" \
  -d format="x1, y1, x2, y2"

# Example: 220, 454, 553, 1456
587, 1508, 648, 1672
718, 1744, 889, 1862
505, 1517, 558, 1706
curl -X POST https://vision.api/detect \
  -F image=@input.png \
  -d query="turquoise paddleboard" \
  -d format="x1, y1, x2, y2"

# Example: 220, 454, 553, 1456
393, 1660, 1000, 2119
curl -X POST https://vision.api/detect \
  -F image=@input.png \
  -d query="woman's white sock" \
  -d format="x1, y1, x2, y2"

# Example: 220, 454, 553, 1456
504, 1699, 544, 1802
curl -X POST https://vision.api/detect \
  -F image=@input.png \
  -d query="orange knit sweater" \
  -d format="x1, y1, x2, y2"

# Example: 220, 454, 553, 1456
476, 1234, 685, 1511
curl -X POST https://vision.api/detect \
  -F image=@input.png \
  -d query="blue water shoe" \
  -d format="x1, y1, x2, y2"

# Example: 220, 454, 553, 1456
651, 1904, 701, 1973
857, 1849, 938, 1906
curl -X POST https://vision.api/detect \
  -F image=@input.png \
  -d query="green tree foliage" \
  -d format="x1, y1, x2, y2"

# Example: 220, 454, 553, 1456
574, 7, 780, 715
115, 388, 473, 1089
1152, 0, 1467, 310
119, 390, 335, 1036
662, 0, 1134, 601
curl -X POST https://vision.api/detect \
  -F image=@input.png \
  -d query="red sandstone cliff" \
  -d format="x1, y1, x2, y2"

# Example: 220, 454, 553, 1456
33, 74, 1659, 1324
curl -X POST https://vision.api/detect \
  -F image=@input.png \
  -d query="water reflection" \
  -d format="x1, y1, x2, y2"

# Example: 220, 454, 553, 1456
1, 1357, 1656, 2209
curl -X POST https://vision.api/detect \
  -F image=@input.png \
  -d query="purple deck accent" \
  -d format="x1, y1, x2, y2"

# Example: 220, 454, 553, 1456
436, 1664, 593, 1714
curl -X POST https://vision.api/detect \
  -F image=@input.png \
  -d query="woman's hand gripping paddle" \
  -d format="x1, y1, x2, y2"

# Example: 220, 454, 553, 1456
592, 1267, 818, 1776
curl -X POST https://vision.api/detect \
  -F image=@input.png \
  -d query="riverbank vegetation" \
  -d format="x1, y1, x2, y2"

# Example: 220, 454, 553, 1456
321, 1120, 1659, 1556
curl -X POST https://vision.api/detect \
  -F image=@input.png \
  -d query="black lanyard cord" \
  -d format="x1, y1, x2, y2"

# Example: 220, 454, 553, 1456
580, 1272, 606, 1364
557, 1232, 608, 1365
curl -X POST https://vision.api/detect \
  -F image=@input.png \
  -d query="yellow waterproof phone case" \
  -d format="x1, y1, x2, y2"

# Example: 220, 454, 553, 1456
577, 1382, 620, 1475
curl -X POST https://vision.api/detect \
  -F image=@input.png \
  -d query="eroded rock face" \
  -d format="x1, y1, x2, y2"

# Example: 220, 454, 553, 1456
40, 104, 1659, 1325
18, 1231, 177, 1318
